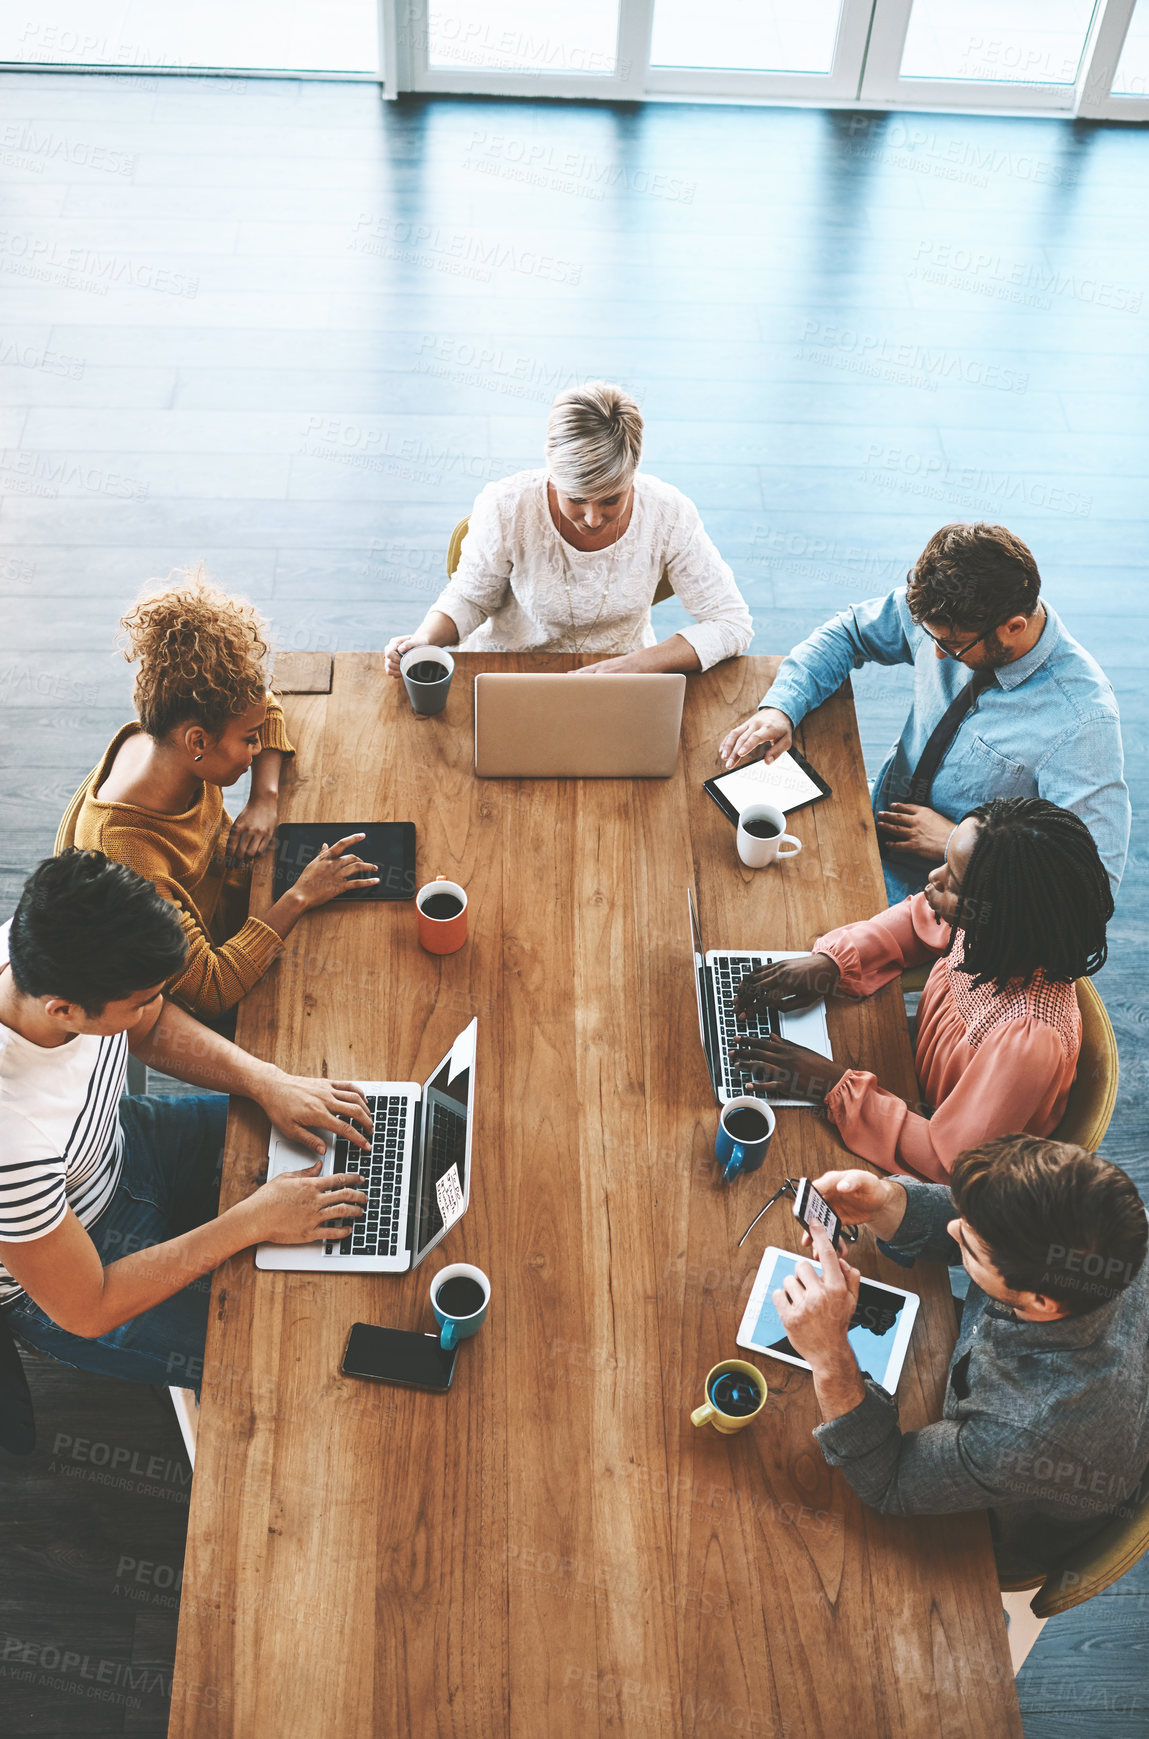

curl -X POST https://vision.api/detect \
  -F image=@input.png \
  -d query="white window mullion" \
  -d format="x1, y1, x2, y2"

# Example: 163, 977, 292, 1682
1076, 0, 1140, 115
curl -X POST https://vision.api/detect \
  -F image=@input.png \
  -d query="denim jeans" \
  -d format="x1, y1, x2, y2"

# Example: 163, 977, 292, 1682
8, 1093, 227, 1395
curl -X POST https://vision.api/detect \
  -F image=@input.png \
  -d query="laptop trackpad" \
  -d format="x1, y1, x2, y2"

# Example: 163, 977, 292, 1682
267, 1130, 333, 1179
780, 1003, 833, 1057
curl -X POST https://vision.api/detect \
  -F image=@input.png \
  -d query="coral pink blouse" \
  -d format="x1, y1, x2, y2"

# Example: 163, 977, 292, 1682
813, 893, 1081, 1183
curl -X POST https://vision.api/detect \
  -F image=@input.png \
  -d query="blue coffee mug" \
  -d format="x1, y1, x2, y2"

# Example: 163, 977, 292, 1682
715, 1096, 776, 1182
431, 1263, 490, 1351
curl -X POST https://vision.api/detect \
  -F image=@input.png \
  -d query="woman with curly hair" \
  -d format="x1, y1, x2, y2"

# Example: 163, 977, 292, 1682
57, 571, 376, 1018
730, 797, 1113, 1182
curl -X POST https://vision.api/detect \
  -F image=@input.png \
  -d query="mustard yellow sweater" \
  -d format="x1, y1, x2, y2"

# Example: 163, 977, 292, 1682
58, 700, 294, 1017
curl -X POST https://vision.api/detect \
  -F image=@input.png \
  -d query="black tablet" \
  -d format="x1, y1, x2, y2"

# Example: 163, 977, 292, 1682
271, 823, 416, 902
703, 746, 832, 827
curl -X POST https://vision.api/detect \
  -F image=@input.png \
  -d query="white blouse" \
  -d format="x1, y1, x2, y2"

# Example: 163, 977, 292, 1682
432, 469, 753, 671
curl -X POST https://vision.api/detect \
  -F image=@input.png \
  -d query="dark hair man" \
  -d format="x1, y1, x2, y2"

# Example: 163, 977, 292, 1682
777, 1137, 1149, 1580
0, 852, 370, 1389
718, 523, 1129, 903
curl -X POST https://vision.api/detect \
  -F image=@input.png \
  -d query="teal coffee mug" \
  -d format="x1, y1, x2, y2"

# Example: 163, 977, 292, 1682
431, 1263, 490, 1351
715, 1095, 775, 1182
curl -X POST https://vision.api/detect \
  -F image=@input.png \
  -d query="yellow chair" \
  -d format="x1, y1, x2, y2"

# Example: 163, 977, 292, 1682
898, 970, 1117, 1151
1000, 1477, 1149, 1671
445, 515, 674, 603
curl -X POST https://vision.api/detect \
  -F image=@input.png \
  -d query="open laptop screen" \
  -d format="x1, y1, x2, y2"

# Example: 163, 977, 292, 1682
411, 1022, 475, 1267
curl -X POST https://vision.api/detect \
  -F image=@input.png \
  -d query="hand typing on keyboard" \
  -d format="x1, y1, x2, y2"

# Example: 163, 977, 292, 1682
245, 1161, 367, 1245
734, 952, 841, 1018
729, 1035, 849, 1103
259, 1075, 373, 1157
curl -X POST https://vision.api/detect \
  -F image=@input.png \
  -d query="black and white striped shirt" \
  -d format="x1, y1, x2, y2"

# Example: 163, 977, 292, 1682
0, 921, 126, 1305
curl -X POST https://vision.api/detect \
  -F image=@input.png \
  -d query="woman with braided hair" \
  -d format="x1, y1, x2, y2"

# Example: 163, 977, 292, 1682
731, 798, 1114, 1182
58, 571, 377, 1019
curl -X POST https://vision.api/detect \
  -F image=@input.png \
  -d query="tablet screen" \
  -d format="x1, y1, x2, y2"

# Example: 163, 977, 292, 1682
748, 1253, 909, 1385
708, 750, 828, 819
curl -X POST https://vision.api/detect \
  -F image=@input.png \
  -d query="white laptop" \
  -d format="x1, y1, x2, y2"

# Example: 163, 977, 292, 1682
687, 889, 832, 1108
474, 672, 686, 777
255, 1019, 476, 1274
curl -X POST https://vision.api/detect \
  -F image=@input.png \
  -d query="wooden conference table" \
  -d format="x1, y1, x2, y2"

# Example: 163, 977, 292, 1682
170, 654, 1021, 1739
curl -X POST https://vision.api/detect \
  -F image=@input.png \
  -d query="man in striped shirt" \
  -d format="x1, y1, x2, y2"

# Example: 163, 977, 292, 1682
0, 851, 373, 1388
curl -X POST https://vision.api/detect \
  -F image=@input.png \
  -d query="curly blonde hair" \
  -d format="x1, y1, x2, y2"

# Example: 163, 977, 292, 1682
119, 567, 272, 740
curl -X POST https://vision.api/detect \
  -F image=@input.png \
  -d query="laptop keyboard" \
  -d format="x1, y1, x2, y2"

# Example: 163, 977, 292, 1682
714, 955, 781, 1097
326, 1094, 409, 1258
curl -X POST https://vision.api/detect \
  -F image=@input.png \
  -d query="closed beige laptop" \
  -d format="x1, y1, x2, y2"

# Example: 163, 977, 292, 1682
474, 672, 687, 777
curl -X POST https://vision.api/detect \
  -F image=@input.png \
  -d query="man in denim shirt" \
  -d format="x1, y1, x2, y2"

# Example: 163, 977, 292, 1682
719, 523, 1130, 903
775, 1136, 1149, 1581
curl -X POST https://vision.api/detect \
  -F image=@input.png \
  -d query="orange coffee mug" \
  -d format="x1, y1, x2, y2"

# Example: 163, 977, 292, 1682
416, 877, 467, 954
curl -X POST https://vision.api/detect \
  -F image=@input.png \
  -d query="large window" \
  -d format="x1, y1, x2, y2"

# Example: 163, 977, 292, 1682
3, 0, 1147, 116
1, 0, 381, 76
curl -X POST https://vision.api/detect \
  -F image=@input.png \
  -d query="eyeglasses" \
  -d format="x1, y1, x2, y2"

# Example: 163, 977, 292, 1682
921, 626, 990, 661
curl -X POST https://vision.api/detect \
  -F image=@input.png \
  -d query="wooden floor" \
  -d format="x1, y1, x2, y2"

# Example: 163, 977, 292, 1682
0, 71, 1146, 1738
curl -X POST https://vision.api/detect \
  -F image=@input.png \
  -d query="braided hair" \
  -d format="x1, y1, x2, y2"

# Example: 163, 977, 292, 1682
954, 798, 1112, 991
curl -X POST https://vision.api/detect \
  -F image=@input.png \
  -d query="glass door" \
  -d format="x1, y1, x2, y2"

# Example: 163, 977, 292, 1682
862, 0, 1106, 109
402, 0, 645, 96
645, 0, 873, 100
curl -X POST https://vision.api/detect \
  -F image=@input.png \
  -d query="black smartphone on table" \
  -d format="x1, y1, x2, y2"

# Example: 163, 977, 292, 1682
792, 1178, 843, 1250
341, 1323, 457, 1391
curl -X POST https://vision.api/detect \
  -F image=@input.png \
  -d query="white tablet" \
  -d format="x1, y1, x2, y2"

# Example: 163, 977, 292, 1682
737, 1245, 920, 1396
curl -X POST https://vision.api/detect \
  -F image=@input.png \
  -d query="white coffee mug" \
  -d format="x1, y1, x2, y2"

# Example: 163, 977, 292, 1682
737, 802, 802, 869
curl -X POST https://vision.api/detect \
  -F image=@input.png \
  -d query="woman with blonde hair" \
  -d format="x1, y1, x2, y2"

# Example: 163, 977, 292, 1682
384, 381, 752, 674
59, 571, 376, 1019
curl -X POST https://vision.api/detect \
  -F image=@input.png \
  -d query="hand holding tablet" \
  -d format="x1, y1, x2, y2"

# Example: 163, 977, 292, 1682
737, 1230, 919, 1395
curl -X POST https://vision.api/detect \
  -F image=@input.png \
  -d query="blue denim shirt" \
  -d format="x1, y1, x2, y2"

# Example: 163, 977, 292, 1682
814, 1183, 1149, 1580
763, 592, 1129, 902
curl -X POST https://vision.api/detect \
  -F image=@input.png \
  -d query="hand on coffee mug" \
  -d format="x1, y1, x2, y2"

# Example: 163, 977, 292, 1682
384, 634, 424, 677
729, 1035, 850, 1102
293, 835, 380, 909
735, 952, 841, 1016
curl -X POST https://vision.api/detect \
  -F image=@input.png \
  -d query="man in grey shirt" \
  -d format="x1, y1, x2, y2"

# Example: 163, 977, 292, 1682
775, 1135, 1149, 1581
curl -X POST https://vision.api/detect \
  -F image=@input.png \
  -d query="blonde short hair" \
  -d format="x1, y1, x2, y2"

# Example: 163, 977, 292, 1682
544, 381, 643, 499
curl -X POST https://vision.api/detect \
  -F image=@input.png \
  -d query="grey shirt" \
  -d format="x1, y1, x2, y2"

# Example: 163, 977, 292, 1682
813, 1182, 1149, 1580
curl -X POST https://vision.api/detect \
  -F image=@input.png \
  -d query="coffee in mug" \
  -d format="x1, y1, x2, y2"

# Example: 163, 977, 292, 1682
715, 1093, 775, 1181
736, 801, 802, 871
435, 1275, 485, 1317
408, 661, 449, 684
421, 892, 463, 920
690, 1359, 767, 1435
722, 1106, 770, 1142
416, 878, 468, 954
431, 1262, 491, 1351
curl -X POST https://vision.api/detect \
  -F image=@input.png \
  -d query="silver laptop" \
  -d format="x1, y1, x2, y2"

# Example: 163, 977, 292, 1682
687, 889, 832, 1108
255, 1019, 476, 1273
474, 672, 686, 777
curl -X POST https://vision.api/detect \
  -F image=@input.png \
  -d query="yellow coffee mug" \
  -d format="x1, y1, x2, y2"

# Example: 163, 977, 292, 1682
690, 1360, 768, 1435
